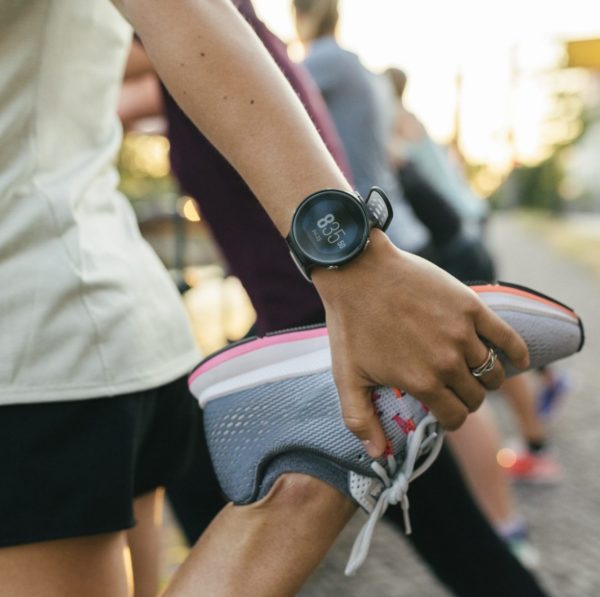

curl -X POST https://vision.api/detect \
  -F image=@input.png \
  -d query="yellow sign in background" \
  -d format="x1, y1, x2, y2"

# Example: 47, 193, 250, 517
567, 38, 600, 69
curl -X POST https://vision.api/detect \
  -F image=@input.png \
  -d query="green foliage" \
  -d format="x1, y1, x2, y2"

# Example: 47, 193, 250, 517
117, 132, 178, 203
494, 156, 565, 213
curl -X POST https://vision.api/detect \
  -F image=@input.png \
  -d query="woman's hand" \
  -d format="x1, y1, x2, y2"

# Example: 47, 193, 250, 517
314, 230, 529, 457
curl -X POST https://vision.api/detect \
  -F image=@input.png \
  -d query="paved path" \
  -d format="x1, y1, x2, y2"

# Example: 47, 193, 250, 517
299, 215, 600, 597
163, 214, 600, 596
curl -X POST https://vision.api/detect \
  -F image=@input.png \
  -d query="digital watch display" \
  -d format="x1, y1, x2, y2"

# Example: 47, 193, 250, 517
294, 192, 368, 265
286, 187, 393, 281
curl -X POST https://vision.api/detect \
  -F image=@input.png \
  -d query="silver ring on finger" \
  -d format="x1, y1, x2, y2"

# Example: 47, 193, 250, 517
471, 347, 497, 378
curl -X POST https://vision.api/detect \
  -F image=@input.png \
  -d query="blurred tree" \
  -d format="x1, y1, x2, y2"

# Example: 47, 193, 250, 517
492, 85, 586, 213
118, 132, 177, 203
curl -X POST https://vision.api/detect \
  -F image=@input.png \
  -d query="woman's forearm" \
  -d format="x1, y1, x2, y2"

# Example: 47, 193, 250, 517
118, 0, 350, 234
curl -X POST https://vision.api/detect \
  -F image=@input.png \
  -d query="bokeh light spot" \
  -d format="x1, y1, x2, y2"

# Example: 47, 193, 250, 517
497, 448, 517, 468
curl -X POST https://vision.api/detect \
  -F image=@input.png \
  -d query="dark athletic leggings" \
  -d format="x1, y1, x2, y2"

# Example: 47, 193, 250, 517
167, 418, 547, 597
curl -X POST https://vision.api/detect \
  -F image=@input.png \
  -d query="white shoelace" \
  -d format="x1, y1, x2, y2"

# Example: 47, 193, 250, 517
345, 413, 444, 576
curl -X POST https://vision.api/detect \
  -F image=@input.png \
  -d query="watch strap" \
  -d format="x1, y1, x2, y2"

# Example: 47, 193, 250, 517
364, 187, 393, 232
287, 240, 312, 282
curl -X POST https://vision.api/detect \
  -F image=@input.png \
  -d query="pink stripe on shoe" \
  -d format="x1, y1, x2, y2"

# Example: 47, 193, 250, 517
189, 326, 328, 385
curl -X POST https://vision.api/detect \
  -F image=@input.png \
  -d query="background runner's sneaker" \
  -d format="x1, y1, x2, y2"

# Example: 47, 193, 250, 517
505, 528, 542, 570
496, 517, 542, 569
501, 449, 563, 485
537, 369, 572, 421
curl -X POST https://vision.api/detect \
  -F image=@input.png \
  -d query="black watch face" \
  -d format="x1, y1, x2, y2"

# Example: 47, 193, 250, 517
291, 191, 369, 266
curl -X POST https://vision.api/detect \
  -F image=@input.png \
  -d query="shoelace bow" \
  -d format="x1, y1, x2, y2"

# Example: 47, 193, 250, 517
345, 413, 444, 576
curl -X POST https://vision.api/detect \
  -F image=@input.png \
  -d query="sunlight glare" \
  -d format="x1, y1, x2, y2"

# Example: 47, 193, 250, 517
253, 0, 600, 171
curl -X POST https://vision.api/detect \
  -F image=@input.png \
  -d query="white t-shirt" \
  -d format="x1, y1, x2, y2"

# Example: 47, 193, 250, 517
0, 0, 201, 405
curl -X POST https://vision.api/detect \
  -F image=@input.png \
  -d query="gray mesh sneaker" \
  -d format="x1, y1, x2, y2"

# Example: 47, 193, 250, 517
188, 282, 583, 574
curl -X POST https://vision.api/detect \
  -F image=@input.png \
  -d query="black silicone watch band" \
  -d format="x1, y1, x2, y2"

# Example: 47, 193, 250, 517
364, 187, 393, 232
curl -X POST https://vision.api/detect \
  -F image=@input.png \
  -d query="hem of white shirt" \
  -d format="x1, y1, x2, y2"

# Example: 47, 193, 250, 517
0, 348, 202, 406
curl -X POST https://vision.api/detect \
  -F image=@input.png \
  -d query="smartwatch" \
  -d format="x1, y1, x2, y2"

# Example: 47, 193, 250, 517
286, 187, 393, 281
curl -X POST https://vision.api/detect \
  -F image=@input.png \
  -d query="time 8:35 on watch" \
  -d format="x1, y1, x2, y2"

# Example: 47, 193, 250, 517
286, 187, 393, 281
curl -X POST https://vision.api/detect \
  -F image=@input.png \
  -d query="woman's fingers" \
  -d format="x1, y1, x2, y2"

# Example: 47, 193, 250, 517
474, 306, 530, 371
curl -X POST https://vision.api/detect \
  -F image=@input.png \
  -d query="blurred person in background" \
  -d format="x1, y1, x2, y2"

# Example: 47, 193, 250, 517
292, 0, 434, 260
119, 1, 547, 594
387, 66, 566, 487
385, 67, 495, 282
386, 66, 489, 239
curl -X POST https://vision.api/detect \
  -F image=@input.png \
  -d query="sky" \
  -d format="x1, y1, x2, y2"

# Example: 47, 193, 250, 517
252, 0, 600, 171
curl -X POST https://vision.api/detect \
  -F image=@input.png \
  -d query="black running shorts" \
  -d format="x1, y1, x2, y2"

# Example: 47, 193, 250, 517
0, 375, 199, 547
